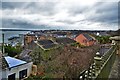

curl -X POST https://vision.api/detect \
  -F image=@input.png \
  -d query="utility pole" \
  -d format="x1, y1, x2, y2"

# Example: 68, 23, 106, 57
2, 33, 4, 54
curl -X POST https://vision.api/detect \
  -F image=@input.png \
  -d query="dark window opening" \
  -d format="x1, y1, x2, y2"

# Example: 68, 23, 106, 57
8, 73, 16, 80
19, 69, 27, 79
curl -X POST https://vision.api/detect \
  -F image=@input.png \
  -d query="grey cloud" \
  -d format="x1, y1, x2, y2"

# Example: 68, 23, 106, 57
65, 2, 118, 26
0, 2, 2, 9
2, 1, 58, 16
24, 2, 58, 16
87, 2, 118, 24
2, 19, 50, 29
2, 2, 28, 9
2, 19, 64, 30
56, 20, 75, 24
68, 6, 89, 16
1, 1, 118, 30
95, 2, 117, 13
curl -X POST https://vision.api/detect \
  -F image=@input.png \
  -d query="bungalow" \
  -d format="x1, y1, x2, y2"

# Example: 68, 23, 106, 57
0, 52, 33, 80
74, 33, 96, 46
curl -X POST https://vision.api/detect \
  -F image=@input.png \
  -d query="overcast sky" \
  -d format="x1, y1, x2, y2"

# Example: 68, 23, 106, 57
0, 0, 119, 30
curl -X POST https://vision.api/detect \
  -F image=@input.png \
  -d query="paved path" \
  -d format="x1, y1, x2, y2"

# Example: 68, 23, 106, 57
109, 55, 119, 79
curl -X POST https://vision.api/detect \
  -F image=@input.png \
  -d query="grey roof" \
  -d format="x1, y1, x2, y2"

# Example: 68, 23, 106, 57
19, 49, 32, 58
37, 40, 57, 50
19, 49, 32, 62
56, 37, 76, 44
42, 44, 57, 49
38, 40, 54, 45
83, 34, 94, 41
8, 36, 20, 41
25, 34, 35, 36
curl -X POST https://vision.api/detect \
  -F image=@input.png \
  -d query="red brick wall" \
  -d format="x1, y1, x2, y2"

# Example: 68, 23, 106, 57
25, 36, 36, 45
75, 34, 87, 46
75, 34, 95, 46
87, 41, 95, 46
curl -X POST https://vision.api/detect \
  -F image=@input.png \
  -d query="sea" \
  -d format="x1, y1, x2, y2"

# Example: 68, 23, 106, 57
0, 30, 30, 43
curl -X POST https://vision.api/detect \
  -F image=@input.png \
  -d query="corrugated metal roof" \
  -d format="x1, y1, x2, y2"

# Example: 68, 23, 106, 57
5, 56, 27, 68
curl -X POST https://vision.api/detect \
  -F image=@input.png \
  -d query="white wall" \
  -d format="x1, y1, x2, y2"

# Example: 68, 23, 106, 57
0, 69, 2, 80
2, 62, 33, 79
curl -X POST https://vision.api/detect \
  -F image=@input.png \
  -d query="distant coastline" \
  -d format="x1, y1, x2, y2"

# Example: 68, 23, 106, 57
0, 30, 30, 43
0, 29, 31, 31
0, 28, 117, 32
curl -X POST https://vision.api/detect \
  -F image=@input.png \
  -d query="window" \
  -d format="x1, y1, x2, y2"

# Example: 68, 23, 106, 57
19, 69, 27, 79
8, 73, 16, 80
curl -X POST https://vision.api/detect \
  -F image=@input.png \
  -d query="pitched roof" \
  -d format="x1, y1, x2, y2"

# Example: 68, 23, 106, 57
37, 40, 57, 50
82, 34, 94, 41
42, 44, 57, 49
19, 49, 32, 57
25, 34, 35, 36
19, 49, 32, 62
52, 32, 67, 35
38, 40, 54, 45
56, 38, 76, 44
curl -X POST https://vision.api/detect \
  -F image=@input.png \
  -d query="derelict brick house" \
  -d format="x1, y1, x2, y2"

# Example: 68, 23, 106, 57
24, 34, 46, 46
74, 33, 96, 46
0, 52, 33, 80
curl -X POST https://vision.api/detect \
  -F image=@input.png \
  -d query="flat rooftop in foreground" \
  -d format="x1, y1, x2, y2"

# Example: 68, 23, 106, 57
5, 56, 27, 68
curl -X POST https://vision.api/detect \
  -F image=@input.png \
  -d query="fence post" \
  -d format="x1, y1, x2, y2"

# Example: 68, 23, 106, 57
84, 71, 88, 80
94, 52, 102, 77
92, 63, 96, 76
